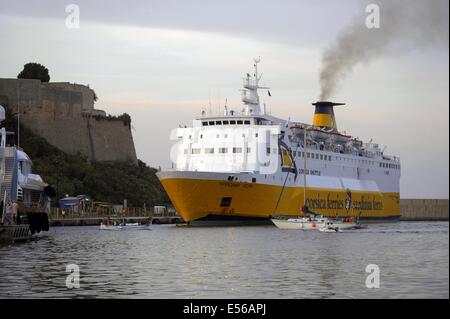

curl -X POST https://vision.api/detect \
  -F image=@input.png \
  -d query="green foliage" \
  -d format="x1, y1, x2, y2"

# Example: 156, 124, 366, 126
91, 113, 132, 127
3, 107, 169, 207
17, 62, 50, 83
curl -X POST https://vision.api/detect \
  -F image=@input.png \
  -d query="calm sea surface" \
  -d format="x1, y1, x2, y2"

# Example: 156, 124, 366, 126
0, 221, 448, 299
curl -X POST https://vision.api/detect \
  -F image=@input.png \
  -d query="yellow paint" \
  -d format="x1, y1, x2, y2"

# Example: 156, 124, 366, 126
281, 148, 293, 167
313, 113, 336, 129
160, 177, 400, 222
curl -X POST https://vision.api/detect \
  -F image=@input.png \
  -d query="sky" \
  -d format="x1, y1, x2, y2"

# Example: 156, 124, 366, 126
0, 0, 448, 198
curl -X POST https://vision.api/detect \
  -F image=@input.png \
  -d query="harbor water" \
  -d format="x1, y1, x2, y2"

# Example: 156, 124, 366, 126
0, 221, 448, 299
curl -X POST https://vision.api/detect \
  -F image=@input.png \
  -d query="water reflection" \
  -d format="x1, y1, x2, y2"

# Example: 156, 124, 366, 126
0, 222, 448, 298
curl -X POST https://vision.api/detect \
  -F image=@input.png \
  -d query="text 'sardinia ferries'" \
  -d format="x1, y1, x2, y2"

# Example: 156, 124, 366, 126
0, 105, 51, 243
157, 59, 400, 223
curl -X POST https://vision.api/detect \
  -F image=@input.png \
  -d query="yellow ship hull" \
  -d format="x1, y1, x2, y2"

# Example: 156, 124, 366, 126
157, 171, 400, 222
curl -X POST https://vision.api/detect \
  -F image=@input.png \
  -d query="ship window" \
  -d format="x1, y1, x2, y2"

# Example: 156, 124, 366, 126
191, 148, 201, 154
244, 120, 251, 125
316, 154, 319, 159
230, 120, 236, 124
224, 134, 228, 138
252, 178, 256, 183
320, 155, 323, 160
209, 121, 215, 125
200, 134, 203, 139
237, 120, 243, 124
255, 133, 258, 137
307, 153, 310, 158
247, 148, 251, 153
266, 148, 271, 155
223, 120, 229, 125
219, 148, 228, 154
205, 148, 214, 154
202, 122, 208, 126
216, 121, 222, 125
233, 147, 243, 154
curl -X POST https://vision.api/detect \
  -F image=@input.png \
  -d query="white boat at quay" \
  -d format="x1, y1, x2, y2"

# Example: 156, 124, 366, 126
100, 222, 151, 231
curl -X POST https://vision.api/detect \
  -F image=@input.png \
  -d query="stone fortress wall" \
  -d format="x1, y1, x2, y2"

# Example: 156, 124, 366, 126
0, 78, 137, 164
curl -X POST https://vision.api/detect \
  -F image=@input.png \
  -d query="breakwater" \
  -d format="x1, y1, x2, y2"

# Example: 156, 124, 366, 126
400, 199, 448, 221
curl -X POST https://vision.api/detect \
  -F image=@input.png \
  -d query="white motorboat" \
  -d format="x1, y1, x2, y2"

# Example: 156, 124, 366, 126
332, 221, 366, 230
318, 221, 341, 233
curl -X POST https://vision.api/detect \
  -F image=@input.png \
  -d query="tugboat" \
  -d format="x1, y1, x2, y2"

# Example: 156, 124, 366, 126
0, 105, 52, 243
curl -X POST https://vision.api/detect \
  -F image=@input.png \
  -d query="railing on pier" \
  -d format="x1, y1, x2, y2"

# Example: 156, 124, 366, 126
47, 206, 179, 220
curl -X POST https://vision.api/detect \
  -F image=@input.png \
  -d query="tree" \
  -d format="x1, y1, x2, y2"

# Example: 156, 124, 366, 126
17, 62, 50, 82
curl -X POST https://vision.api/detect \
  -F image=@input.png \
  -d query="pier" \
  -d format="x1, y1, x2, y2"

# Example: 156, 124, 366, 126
48, 206, 183, 226
44, 199, 449, 226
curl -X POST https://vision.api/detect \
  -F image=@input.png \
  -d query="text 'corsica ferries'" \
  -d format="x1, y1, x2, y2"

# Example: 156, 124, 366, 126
157, 59, 400, 223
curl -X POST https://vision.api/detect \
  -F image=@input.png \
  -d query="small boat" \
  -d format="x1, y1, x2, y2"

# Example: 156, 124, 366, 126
329, 217, 367, 230
318, 221, 341, 233
100, 222, 151, 231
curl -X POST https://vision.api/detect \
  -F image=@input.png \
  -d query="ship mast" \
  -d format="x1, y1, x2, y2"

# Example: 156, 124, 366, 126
241, 58, 269, 116
303, 128, 307, 208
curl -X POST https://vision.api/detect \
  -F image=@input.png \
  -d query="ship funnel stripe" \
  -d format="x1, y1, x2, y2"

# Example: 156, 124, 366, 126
314, 105, 334, 115
312, 101, 344, 130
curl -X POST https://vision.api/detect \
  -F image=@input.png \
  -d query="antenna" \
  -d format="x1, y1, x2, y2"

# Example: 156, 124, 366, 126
208, 89, 212, 115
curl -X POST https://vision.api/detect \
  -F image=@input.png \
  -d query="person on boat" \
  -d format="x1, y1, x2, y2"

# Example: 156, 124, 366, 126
0, 201, 3, 224
12, 201, 19, 224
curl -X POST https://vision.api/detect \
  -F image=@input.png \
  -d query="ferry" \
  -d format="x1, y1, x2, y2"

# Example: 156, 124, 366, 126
0, 105, 52, 243
156, 59, 400, 223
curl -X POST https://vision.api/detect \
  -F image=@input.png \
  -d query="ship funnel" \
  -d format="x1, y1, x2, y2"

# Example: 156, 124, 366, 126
312, 101, 345, 130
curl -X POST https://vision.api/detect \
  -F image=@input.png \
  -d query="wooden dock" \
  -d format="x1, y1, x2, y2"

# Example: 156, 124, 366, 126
49, 215, 183, 226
